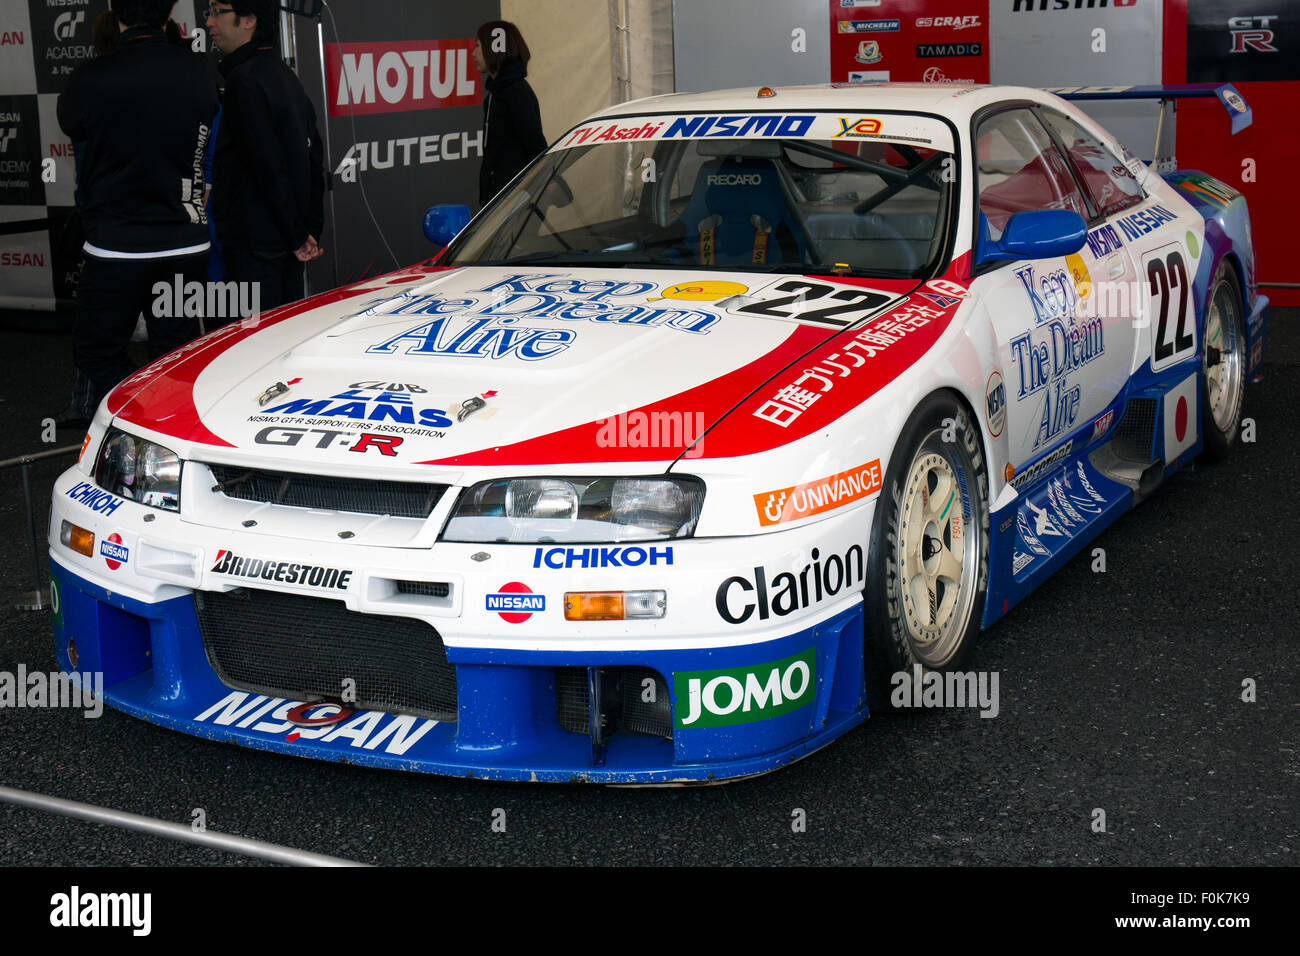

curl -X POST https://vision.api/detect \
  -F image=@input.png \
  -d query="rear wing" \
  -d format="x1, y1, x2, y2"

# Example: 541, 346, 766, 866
1043, 83, 1251, 172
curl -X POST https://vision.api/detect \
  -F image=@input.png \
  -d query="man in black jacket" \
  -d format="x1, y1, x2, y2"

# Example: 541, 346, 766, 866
207, 0, 324, 311
56, 0, 218, 426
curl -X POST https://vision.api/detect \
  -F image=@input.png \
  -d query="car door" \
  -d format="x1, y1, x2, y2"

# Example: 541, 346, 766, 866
968, 106, 1138, 483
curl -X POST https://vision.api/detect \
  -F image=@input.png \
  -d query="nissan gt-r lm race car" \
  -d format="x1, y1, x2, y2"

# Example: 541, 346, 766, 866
49, 83, 1267, 783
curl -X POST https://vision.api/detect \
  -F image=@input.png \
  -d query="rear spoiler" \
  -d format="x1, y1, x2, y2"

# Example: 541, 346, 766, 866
1044, 84, 1252, 134
1044, 83, 1251, 172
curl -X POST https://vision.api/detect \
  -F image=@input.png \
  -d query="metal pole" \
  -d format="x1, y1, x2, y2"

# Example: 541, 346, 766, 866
0, 785, 368, 867
4, 443, 79, 611
16, 461, 48, 611
317, 16, 340, 289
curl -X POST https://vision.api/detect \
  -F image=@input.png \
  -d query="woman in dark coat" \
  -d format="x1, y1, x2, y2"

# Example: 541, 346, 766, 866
474, 21, 547, 207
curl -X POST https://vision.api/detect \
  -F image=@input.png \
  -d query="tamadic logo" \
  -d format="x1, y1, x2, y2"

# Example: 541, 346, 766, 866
325, 40, 479, 117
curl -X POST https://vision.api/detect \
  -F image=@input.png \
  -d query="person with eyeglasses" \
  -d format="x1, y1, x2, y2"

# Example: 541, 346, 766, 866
206, 0, 325, 312
54, 0, 219, 429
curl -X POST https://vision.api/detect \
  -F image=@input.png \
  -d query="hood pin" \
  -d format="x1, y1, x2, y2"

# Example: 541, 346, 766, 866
457, 389, 498, 422
257, 377, 301, 406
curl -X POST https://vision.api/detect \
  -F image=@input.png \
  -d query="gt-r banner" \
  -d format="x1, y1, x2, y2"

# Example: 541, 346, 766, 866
829, 0, 990, 86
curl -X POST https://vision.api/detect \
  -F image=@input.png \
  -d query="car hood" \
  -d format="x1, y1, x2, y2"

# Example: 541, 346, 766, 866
110, 265, 914, 470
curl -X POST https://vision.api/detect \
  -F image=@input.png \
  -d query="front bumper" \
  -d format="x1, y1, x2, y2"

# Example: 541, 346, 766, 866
50, 558, 865, 783
49, 448, 874, 783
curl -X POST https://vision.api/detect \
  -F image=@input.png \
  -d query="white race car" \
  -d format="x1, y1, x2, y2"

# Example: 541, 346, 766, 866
49, 83, 1266, 782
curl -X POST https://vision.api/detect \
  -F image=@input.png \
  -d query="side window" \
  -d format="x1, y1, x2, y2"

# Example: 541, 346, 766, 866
975, 108, 1088, 240
1040, 110, 1145, 219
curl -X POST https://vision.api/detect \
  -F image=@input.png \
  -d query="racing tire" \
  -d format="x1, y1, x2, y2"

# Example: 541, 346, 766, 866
864, 392, 989, 712
1200, 261, 1247, 461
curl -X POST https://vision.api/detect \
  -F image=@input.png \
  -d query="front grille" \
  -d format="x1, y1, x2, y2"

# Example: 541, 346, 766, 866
195, 588, 457, 720
555, 666, 673, 740
396, 580, 450, 598
556, 667, 591, 735
1111, 398, 1158, 462
619, 666, 673, 738
207, 464, 445, 518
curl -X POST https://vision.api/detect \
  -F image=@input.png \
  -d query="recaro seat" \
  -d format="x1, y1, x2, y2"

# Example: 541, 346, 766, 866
675, 156, 806, 267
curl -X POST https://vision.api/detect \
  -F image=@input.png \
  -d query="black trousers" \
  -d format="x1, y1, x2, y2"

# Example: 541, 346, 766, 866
222, 246, 306, 313
74, 251, 207, 406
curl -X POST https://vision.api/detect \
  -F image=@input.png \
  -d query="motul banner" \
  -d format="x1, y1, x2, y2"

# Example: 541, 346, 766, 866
324, 39, 479, 117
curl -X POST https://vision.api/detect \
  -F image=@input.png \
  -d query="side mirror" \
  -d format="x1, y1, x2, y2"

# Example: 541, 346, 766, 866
976, 209, 1087, 265
423, 203, 471, 247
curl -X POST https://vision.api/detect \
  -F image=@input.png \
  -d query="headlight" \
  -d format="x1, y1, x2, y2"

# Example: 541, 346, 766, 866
443, 476, 704, 543
95, 428, 183, 512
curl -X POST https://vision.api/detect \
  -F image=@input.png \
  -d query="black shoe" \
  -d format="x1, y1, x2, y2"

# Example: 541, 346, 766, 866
53, 405, 91, 431
53, 367, 96, 431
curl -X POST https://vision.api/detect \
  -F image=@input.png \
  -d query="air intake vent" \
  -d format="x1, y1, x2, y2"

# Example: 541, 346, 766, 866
194, 588, 457, 720
1110, 398, 1158, 462
555, 666, 672, 740
207, 464, 445, 518
396, 580, 450, 598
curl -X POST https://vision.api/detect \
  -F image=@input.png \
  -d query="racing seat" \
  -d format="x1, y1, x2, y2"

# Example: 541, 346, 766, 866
675, 157, 806, 267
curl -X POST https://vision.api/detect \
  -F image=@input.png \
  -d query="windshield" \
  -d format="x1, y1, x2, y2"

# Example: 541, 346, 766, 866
443, 111, 956, 279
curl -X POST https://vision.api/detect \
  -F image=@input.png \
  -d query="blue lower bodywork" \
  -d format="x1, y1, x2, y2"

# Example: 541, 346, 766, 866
981, 169, 1267, 627
49, 557, 867, 783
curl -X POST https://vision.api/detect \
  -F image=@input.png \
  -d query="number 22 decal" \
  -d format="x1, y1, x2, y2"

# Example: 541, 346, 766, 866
730, 280, 891, 327
1146, 246, 1196, 371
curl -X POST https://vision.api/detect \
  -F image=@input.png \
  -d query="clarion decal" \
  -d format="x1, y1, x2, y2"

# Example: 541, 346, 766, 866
716, 544, 864, 623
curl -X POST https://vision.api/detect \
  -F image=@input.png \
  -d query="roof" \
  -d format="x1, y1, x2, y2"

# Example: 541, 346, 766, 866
586, 83, 1063, 124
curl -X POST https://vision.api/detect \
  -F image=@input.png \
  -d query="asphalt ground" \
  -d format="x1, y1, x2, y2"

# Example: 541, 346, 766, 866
0, 309, 1295, 868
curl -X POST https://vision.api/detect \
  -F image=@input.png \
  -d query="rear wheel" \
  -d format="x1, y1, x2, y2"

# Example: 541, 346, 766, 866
865, 393, 989, 709
1201, 262, 1246, 460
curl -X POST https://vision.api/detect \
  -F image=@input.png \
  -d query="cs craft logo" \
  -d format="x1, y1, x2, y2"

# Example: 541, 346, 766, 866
674, 649, 816, 728
486, 582, 545, 623
916, 16, 981, 30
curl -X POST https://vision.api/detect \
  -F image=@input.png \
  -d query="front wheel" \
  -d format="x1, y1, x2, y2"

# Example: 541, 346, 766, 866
1201, 262, 1247, 460
864, 394, 989, 706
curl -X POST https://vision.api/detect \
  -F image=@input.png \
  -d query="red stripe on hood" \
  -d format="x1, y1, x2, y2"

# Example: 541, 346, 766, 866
421, 323, 831, 466
109, 284, 403, 446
